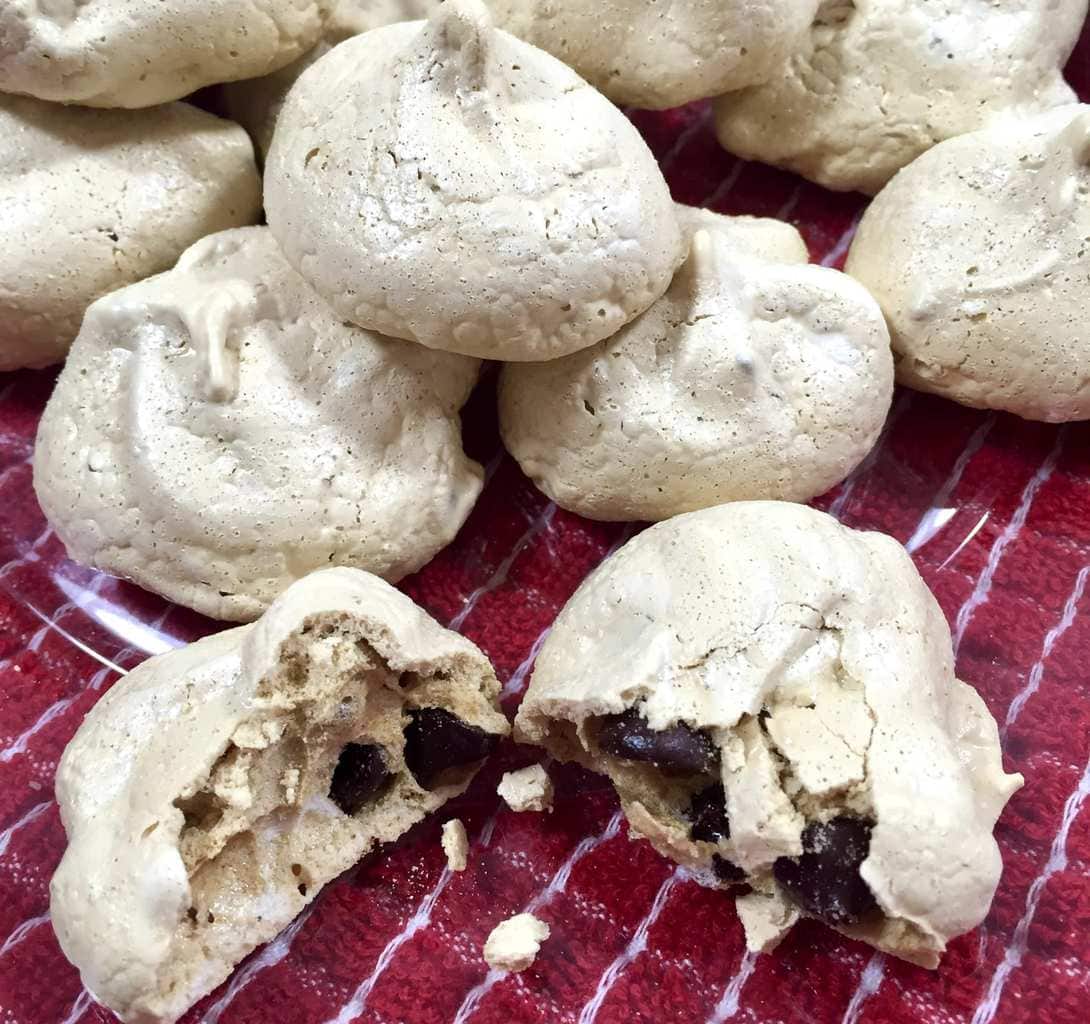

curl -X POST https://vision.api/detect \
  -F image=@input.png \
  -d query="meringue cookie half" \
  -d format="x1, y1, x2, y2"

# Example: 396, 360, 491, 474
34, 227, 483, 622
488, 0, 819, 109
499, 205, 892, 521
0, 0, 332, 108
51, 567, 509, 1024
264, 0, 683, 361
0, 94, 261, 371
223, 0, 439, 161
714, 0, 1086, 194
515, 502, 1022, 967
846, 104, 1090, 422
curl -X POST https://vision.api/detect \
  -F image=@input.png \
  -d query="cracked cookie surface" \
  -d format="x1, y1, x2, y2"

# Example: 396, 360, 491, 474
515, 501, 1022, 966
50, 567, 509, 1024
713, 0, 1086, 194
33, 226, 483, 622
488, 0, 818, 109
0, 94, 261, 371
846, 104, 1090, 422
264, 0, 682, 361
0, 0, 332, 108
499, 204, 892, 521
223, 0, 439, 161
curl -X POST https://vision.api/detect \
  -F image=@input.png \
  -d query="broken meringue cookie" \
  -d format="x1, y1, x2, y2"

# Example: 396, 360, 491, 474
264, 0, 683, 361
33, 227, 483, 623
51, 567, 508, 1024
713, 0, 1086, 194
487, 0, 818, 109
514, 501, 1022, 967
0, 0, 332, 108
0, 94, 261, 371
222, 0, 439, 161
846, 105, 1090, 423
499, 205, 892, 521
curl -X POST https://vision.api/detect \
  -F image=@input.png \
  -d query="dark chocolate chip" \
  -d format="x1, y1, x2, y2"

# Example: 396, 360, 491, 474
773, 816, 878, 925
329, 743, 392, 815
688, 783, 730, 843
403, 707, 498, 789
712, 855, 747, 885
597, 707, 718, 775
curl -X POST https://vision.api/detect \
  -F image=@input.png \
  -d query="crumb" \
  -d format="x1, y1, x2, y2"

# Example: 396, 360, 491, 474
442, 818, 468, 872
483, 912, 550, 972
280, 768, 300, 804
736, 888, 799, 954
497, 764, 553, 813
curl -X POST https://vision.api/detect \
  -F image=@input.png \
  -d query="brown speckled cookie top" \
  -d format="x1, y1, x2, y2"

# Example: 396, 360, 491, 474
33, 227, 483, 621
264, 0, 683, 361
0, 0, 333, 107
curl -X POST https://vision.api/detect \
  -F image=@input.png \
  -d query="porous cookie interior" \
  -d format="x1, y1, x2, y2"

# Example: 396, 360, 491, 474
165, 614, 498, 1001
580, 632, 935, 959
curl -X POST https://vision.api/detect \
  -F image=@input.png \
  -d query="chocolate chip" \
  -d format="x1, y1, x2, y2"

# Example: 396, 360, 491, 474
403, 707, 498, 788
773, 816, 878, 925
688, 783, 730, 843
329, 743, 392, 815
597, 707, 718, 775
712, 855, 747, 885
688, 785, 745, 885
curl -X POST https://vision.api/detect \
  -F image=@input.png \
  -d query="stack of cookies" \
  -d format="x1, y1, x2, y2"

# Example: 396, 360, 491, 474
1, 0, 1079, 1020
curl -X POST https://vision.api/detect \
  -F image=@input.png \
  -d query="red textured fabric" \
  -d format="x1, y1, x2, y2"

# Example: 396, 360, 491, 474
3, 34, 1090, 1024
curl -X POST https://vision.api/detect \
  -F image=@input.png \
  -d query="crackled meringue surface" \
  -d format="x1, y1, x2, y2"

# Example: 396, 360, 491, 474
51, 567, 509, 1024
714, 0, 1087, 194
264, 0, 683, 361
0, 95, 261, 371
34, 227, 483, 622
499, 205, 892, 521
515, 502, 1022, 966
0, 0, 332, 108
487, 0, 819, 109
846, 105, 1090, 422
223, 0, 439, 160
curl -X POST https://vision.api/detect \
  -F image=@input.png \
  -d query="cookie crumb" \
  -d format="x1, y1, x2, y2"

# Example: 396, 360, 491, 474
441, 818, 468, 872
483, 913, 550, 972
280, 768, 300, 804
497, 764, 553, 813
736, 888, 799, 954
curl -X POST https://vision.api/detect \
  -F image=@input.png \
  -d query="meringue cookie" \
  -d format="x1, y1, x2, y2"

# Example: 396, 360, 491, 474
845, 105, 1090, 422
714, 0, 1086, 194
223, 0, 438, 160
487, 0, 818, 109
34, 227, 483, 622
51, 567, 509, 1024
0, 0, 332, 108
515, 502, 1022, 967
499, 206, 892, 521
0, 94, 261, 371
264, 0, 683, 361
